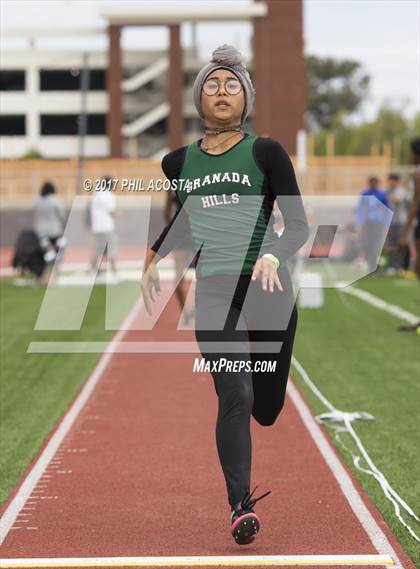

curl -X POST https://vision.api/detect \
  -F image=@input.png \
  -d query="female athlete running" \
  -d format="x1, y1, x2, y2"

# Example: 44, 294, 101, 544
141, 44, 309, 545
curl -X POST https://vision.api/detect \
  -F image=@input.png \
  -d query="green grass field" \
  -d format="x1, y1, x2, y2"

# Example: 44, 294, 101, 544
0, 273, 419, 564
294, 273, 419, 565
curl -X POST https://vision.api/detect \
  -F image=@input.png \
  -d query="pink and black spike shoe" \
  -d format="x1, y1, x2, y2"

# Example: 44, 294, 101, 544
230, 485, 271, 545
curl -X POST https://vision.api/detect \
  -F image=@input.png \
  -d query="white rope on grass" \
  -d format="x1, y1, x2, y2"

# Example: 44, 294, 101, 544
291, 356, 420, 543
338, 284, 418, 324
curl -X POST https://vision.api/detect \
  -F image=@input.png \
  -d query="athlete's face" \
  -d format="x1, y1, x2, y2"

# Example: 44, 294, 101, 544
201, 69, 245, 127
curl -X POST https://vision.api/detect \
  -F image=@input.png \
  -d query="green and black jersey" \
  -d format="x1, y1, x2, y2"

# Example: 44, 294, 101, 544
151, 132, 309, 278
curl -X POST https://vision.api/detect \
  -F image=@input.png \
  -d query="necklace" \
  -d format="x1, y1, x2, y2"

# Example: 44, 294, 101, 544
203, 125, 242, 136
201, 131, 244, 152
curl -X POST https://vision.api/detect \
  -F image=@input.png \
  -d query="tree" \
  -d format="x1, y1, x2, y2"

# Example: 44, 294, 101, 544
306, 55, 370, 130
313, 103, 419, 163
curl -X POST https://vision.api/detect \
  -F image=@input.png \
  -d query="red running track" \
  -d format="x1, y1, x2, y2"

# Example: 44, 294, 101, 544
0, 281, 415, 569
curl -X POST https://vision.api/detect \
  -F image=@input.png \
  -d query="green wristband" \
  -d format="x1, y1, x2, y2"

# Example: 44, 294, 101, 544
262, 253, 280, 270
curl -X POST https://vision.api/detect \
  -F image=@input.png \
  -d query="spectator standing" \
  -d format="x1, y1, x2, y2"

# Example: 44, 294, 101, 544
386, 173, 410, 270
355, 176, 392, 272
33, 181, 66, 284
90, 178, 118, 274
397, 138, 420, 332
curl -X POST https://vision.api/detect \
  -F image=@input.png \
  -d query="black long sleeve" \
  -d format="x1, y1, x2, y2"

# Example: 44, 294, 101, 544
150, 146, 192, 258
253, 136, 309, 264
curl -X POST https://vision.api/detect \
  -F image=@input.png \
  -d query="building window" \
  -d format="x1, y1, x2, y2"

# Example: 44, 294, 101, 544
0, 70, 25, 91
40, 114, 106, 135
0, 115, 26, 135
40, 69, 106, 91
89, 70, 106, 90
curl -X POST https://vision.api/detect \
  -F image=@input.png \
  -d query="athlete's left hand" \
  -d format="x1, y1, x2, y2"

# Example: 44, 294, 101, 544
251, 257, 283, 292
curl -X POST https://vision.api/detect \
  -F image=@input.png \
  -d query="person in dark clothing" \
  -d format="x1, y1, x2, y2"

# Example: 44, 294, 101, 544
141, 44, 309, 545
12, 230, 46, 279
386, 173, 410, 271
398, 138, 420, 332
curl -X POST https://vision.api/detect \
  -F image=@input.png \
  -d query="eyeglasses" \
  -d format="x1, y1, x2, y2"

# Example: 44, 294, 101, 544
202, 77, 242, 96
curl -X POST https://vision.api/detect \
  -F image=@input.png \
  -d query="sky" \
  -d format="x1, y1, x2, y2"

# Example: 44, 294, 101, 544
1, 0, 419, 122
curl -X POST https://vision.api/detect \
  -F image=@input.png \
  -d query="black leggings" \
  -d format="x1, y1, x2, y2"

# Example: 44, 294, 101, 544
194, 266, 297, 510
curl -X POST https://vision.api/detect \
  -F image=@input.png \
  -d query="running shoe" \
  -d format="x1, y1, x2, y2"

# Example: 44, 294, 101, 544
230, 485, 271, 545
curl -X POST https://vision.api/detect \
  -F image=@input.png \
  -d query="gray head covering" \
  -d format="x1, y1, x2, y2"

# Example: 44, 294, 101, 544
192, 44, 255, 125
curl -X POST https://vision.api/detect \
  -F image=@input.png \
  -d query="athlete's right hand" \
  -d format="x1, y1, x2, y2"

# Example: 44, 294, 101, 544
141, 252, 161, 315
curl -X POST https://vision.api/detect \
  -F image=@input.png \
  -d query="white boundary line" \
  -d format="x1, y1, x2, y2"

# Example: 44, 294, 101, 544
286, 380, 403, 569
0, 553, 394, 567
0, 297, 143, 545
339, 284, 418, 324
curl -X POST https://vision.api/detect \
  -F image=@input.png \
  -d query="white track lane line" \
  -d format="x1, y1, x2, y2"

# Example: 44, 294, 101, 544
287, 380, 403, 569
339, 284, 418, 324
0, 296, 143, 545
0, 553, 394, 567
